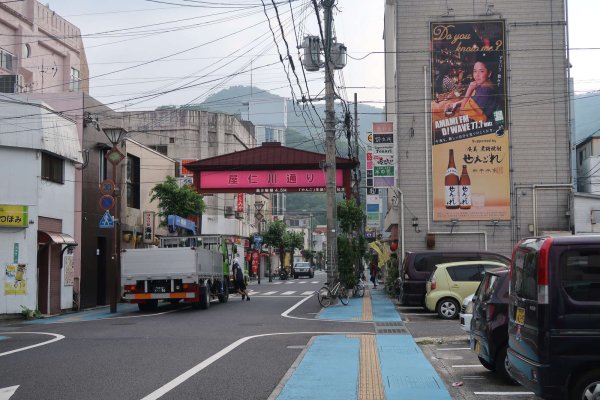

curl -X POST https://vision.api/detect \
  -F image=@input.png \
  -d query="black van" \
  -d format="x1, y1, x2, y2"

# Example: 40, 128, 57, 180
507, 235, 600, 400
400, 250, 509, 307
470, 268, 511, 381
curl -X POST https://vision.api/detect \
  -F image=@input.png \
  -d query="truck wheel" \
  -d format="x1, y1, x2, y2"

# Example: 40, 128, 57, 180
218, 282, 229, 303
199, 285, 210, 310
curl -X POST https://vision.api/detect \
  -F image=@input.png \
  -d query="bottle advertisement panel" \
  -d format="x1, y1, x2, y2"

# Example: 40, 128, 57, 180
430, 20, 510, 221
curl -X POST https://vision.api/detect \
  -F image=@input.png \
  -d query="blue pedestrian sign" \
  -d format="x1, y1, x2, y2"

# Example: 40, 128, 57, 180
99, 211, 114, 229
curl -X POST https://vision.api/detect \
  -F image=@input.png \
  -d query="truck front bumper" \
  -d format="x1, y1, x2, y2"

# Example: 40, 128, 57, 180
124, 292, 196, 300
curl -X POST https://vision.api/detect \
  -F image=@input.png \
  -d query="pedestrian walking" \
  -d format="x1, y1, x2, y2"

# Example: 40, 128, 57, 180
232, 257, 250, 301
370, 261, 378, 289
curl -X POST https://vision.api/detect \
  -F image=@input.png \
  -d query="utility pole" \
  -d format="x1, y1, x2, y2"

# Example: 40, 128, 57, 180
323, 0, 337, 284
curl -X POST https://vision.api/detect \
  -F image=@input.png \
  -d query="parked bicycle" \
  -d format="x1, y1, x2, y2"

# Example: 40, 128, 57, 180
353, 274, 366, 297
317, 280, 349, 307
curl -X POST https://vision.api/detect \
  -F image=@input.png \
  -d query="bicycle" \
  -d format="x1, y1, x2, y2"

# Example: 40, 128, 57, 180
353, 276, 366, 297
317, 280, 349, 307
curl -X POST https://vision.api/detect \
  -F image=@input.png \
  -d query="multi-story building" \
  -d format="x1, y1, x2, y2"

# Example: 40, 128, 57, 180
0, 0, 89, 314
0, 97, 81, 314
383, 0, 572, 257
120, 108, 259, 240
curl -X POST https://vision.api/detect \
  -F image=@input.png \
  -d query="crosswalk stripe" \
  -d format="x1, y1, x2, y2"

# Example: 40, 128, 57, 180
311, 281, 319, 284
262, 291, 277, 295
301, 291, 314, 296
281, 291, 296, 295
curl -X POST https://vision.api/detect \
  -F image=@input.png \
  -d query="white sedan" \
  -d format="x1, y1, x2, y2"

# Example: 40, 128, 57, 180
459, 293, 475, 333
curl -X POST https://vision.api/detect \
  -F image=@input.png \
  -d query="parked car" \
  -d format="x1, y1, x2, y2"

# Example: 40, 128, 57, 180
400, 250, 510, 307
292, 262, 314, 279
507, 235, 600, 400
470, 268, 512, 381
425, 261, 508, 319
459, 293, 475, 333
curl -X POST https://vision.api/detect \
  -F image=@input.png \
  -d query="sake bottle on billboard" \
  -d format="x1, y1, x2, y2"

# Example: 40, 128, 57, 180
445, 149, 459, 209
459, 165, 472, 209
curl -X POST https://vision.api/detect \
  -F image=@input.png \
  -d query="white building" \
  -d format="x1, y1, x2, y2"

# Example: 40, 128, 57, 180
0, 98, 81, 315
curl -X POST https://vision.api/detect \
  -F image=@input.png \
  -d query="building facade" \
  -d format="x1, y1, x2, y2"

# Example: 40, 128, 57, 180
120, 109, 258, 239
0, 98, 81, 314
383, 0, 572, 257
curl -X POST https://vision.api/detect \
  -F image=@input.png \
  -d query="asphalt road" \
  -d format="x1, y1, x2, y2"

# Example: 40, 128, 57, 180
0, 271, 373, 400
398, 305, 543, 400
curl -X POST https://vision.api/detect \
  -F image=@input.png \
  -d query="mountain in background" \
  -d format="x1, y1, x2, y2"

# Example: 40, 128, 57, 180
200, 85, 384, 151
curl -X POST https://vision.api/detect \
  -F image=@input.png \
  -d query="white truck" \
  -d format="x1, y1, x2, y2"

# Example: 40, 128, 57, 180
121, 235, 231, 311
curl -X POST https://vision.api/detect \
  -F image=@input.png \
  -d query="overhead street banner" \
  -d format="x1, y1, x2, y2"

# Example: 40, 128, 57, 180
430, 20, 510, 221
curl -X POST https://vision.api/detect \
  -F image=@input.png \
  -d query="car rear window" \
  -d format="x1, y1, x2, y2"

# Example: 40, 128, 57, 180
413, 253, 508, 273
478, 273, 500, 302
512, 249, 538, 300
560, 249, 600, 302
447, 265, 482, 282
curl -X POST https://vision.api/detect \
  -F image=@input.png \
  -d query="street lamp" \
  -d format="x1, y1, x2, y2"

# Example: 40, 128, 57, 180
102, 127, 128, 314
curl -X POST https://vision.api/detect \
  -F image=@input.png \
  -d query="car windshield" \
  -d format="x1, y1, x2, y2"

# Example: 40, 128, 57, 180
477, 273, 500, 302
295, 263, 309, 268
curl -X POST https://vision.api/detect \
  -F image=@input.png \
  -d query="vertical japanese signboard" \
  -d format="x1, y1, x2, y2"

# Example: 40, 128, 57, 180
372, 122, 395, 188
430, 20, 510, 221
366, 194, 382, 229
143, 211, 155, 244
236, 193, 244, 213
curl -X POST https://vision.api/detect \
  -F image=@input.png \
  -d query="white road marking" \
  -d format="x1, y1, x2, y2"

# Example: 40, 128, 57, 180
0, 332, 64, 357
281, 291, 296, 295
272, 282, 282, 285
402, 313, 436, 316
310, 281, 319, 284
262, 291, 277, 296
301, 291, 315, 296
437, 347, 471, 351
452, 365, 486, 368
141, 331, 374, 400
473, 392, 535, 396
0, 386, 18, 400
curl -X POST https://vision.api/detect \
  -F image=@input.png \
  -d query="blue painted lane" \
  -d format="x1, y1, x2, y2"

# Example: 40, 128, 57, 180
24, 303, 140, 324
370, 291, 402, 322
277, 335, 360, 400
377, 335, 451, 400
317, 296, 363, 321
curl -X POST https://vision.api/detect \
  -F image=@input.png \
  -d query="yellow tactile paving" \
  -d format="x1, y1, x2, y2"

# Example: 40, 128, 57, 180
358, 335, 385, 400
362, 289, 373, 321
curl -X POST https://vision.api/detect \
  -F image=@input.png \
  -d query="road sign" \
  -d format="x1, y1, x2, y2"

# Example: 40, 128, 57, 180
105, 147, 125, 165
99, 179, 115, 195
99, 195, 115, 211
99, 211, 114, 229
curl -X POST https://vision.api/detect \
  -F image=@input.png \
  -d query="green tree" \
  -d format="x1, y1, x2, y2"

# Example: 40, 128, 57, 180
149, 176, 205, 225
262, 220, 305, 271
336, 199, 368, 288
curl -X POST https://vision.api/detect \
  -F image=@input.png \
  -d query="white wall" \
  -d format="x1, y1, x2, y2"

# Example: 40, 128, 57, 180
574, 194, 600, 234
0, 148, 39, 314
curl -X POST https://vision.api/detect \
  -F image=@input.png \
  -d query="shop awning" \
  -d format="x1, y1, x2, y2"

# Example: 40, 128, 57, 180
38, 231, 77, 246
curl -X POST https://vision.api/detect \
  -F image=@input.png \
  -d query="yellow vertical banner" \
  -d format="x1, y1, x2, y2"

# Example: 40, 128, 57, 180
430, 21, 510, 221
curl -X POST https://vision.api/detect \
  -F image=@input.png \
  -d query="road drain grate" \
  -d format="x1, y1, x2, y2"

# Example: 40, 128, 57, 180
374, 322, 407, 334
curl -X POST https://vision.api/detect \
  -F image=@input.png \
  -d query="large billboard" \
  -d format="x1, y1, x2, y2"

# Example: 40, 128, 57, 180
430, 21, 510, 221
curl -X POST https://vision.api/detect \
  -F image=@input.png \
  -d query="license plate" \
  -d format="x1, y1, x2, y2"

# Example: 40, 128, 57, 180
474, 340, 480, 354
515, 307, 525, 325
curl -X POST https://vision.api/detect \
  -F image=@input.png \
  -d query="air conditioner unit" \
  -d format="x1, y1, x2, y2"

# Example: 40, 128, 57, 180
224, 206, 235, 217
0, 74, 23, 93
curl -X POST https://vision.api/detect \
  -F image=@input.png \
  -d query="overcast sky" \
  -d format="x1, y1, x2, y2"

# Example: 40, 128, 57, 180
45, 0, 597, 113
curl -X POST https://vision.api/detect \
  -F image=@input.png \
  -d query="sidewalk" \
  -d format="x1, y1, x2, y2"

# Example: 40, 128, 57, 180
271, 288, 452, 400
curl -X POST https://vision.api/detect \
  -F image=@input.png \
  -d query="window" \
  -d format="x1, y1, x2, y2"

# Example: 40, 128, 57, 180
0, 48, 15, 71
22, 43, 31, 58
41, 152, 64, 184
70, 67, 81, 92
560, 249, 600, 302
126, 155, 140, 209
513, 250, 539, 300
99, 150, 108, 182
447, 265, 482, 282
265, 127, 274, 142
